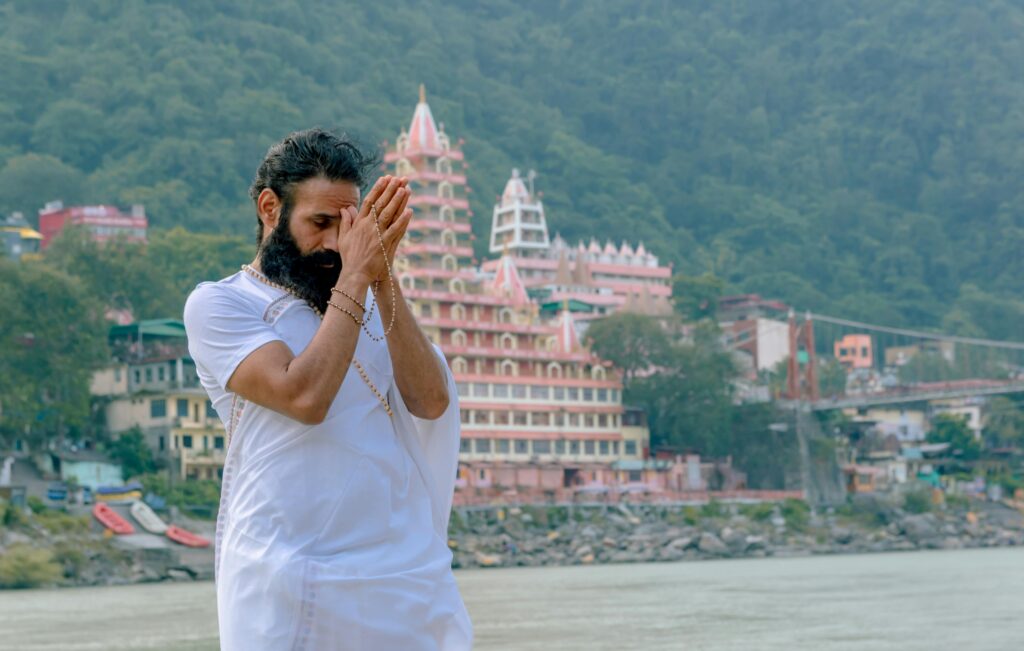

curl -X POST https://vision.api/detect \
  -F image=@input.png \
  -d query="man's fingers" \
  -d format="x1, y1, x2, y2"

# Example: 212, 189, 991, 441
383, 208, 413, 248
367, 177, 403, 220
362, 176, 390, 213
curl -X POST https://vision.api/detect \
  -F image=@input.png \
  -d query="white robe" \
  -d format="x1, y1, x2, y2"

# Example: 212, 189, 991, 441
183, 272, 472, 650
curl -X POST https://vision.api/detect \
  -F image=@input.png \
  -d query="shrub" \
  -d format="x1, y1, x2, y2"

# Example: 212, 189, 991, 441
36, 510, 90, 535
780, 498, 810, 532
0, 545, 63, 589
739, 502, 775, 522
903, 489, 933, 514
26, 496, 46, 515
701, 500, 727, 519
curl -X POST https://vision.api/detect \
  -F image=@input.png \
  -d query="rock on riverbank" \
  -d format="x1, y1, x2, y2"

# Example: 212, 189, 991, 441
446, 494, 1024, 569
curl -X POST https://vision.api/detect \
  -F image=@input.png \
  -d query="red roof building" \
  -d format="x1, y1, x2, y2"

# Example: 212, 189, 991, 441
37, 201, 148, 250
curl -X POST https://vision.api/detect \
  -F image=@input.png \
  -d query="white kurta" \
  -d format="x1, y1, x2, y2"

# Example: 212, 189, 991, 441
183, 272, 472, 650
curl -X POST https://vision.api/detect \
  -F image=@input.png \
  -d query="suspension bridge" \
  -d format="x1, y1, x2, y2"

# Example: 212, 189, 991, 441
724, 310, 1024, 411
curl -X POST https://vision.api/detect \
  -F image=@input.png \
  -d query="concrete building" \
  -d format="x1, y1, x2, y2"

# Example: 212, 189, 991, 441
385, 87, 660, 498
835, 334, 874, 369
0, 212, 43, 260
37, 201, 147, 249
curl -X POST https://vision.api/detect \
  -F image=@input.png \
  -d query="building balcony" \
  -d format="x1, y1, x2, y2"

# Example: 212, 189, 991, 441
443, 343, 591, 362
408, 195, 469, 210
407, 219, 471, 233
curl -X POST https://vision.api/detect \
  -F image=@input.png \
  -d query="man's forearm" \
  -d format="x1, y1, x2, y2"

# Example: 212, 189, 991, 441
375, 282, 450, 419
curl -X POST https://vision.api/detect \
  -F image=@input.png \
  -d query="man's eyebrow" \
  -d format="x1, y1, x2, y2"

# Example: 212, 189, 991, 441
312, 212, 339, 220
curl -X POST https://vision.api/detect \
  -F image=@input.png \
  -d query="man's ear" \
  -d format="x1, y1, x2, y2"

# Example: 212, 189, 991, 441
256, 188, 283, 238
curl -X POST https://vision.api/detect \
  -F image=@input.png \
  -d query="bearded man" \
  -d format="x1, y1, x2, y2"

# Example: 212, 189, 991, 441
183, 129, 472, 650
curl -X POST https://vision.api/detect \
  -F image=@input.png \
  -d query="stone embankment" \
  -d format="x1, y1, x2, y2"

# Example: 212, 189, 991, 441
447, 493, 1024, 569
3, 489, 1022, 588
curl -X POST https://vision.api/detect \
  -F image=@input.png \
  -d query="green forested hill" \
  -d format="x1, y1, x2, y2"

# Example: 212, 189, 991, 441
2, 0, 1023, 338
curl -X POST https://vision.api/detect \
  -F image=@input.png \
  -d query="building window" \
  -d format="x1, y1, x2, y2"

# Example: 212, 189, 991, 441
460, 410, 471, 424
177, 399, 189, 418
555, 440, 566, 454
497, 439, 511, 453
629, 470, 642, 482
599, 441, 610, 455
568, 387, 579, 401
460, 439, 471, 453
456, 382, 469, 397
472, 383, 489, 397
532, 412, 550, 426
182, 435, 193, 449
206, 400, 217, 419
493, 384, 509, 398
598, 414, 608, 427
494, 411, 510, 425
514, 440, 529, 454
512, 384, 527, 399
584, 414, 595, 427
513, 412, 528, 426
533, 440, 551, 454
158, 435, 165, 451
567, 413, 579, 427
625, 440, 638, 455
597, 388, 608, 402
214, 436, 224, 450
583, 388, 594, 401
553, 386, 565, 401
134, 369, 141, 384
157, 367, 165, 382
150, 399, 166, 419
570, 441, 580, 454
530, 386, 549, 400
114, 368, 122, 382
145, 368, 153, 383
584, 440, 596, 454
475, 438, 492, 453
612, 441, 619, 455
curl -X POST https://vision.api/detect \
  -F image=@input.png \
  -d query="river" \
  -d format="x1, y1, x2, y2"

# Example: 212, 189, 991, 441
1, 548, 1021, 650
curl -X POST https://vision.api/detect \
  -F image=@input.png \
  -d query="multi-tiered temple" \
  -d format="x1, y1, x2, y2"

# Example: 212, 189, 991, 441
385, 87, 661, 499
482, 170, 674, 320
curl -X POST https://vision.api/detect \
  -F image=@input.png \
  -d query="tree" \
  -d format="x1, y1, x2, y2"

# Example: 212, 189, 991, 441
106, 427, 158, 480
927, 413, 981, 460
585, 312, 671, 383
672, 272, 724, 321
0, 259, 108, 445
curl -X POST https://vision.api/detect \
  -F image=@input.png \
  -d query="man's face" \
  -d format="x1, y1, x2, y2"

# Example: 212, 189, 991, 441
259, 176, 361, 312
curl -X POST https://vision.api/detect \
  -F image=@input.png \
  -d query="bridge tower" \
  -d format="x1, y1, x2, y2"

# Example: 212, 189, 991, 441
785, 310, 820, 402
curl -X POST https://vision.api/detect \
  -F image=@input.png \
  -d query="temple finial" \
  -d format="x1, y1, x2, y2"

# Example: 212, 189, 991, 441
419, 83, 426, 103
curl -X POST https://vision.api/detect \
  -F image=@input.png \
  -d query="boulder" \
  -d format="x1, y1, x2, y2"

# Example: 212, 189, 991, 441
697, 532, 729, 556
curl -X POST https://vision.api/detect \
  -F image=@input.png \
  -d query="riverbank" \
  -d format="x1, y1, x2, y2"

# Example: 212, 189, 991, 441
2, 489, 1022, 588
446, 490, 1024, 568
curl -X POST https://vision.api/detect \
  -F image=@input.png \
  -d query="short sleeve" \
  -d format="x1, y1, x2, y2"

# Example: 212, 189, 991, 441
183, 283, 284, 390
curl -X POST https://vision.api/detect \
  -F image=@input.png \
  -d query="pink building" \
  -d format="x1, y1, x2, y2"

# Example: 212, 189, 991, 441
481, 169, 673, 320
385, 87, 656, 499
835, 334, 873, 369
38, 201, 148, 249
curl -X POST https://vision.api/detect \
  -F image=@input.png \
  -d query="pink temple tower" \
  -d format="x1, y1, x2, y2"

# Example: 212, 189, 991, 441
385, 87, 658, 500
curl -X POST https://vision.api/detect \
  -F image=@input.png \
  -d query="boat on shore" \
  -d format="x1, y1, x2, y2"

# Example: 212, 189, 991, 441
130, 500, 168, 534
92, 503, 135, 535
165, 525, 210, 548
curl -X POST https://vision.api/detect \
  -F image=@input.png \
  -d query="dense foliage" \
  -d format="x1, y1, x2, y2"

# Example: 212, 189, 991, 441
2, 0, 1023, 339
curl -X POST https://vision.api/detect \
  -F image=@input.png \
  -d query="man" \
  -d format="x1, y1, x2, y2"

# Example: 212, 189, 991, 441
183, 129, 472, 650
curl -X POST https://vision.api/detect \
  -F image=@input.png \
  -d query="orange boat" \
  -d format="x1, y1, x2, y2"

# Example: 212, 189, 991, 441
92, 503, 135, 535
165, 525, 211, 548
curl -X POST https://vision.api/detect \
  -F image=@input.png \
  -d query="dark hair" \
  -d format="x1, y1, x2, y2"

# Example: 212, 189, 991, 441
249, 128, 381, 243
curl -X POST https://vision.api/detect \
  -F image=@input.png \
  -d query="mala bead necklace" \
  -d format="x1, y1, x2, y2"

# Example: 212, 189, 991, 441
241, 264, 393, 418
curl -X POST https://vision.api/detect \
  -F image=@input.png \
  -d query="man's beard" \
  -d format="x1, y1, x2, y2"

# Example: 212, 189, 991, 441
259, 214, 342, 314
